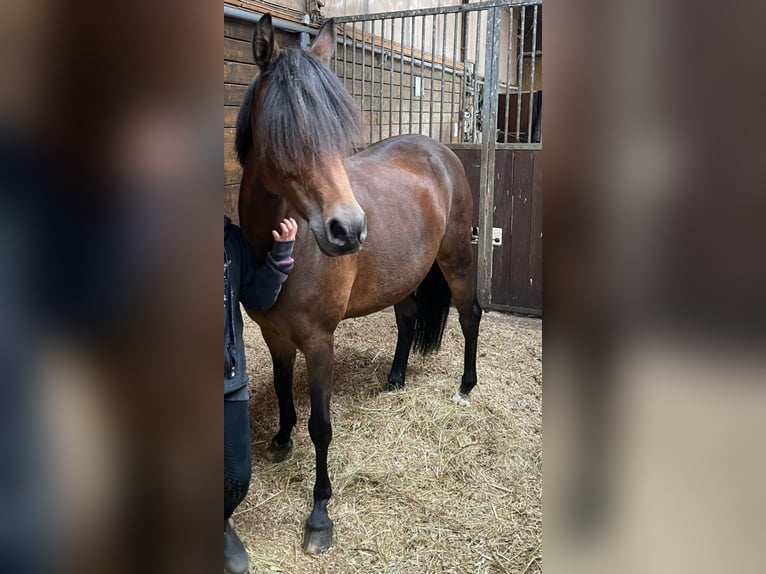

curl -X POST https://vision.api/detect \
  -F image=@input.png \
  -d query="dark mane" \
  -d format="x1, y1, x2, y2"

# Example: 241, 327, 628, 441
249, 48, 361, 173
235, 78, 257, 166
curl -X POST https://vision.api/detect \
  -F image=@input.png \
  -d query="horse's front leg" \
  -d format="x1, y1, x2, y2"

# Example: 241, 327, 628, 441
301, 334, 335, 554
263, 331, 297, 463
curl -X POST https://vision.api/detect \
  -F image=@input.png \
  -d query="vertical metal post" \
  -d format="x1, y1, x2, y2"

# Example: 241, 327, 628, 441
504, 7, 514, 143
419, 15, 426, 135
526, 5, 538, 143
537, 91, 542, 145
351, 22, 357, 101
439, 14, 447, 142
459, 12, 467, 142
378, 20, 386, 141
409, 16, 416, 134
301, 14, 311, 48
477, 7, 501, 308
399, 17, 405, 136
473, 10, 482, 142
451, 11, 459, 143
379, 19, 386, 142
370, 20, 376, 142
361, 21, 366, 140
429, 15, 437, 138
333, 25, 338, 75
389, 18, 395, 139
515, 6, 526, 142
342, 22, 348, 88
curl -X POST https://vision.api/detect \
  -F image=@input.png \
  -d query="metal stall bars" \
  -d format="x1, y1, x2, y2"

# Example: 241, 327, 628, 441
332, 0, 542, 309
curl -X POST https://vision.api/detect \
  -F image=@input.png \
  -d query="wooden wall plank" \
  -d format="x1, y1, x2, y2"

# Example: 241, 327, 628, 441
225, 159, 243, 186
225, 83, 248, 105
224, 127, 242, 186
225, 37, 255, 64
527, 152, 542, 310
224, 106, 240, 128
451, 148, 481, 225
225, 61, 257, 85
447, 147, 480, 295
490, 150, 513, 307
224, 128, 238, 163
507, 151, 534, 308
225, 183, 240, 223
225, 17, 255, 42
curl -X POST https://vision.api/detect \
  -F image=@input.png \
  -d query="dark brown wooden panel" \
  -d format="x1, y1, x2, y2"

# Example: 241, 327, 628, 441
527, 153, 542, 310
450, 148, 481, 225
489, 150, 514, 307
450, 147, 542, 314
505, 151, 534, 308
451, 148, 481, 297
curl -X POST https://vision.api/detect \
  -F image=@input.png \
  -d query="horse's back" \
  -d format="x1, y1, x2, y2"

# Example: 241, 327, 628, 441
352, 134, 464, 174
348, 134, 470, 207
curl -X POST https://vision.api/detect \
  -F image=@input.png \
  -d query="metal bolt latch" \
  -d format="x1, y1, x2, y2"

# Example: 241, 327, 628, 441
471, 227, 503, 246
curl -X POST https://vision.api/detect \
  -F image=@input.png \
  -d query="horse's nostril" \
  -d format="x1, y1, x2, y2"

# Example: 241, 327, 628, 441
328, 218, 349, 242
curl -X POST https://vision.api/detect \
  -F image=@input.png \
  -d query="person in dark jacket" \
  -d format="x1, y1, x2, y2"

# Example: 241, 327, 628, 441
224, 214, 296, 574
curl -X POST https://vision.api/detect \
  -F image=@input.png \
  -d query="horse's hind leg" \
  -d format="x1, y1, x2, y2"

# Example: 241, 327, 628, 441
263, 331, 297, 463
456, 292, 482, 399
436, 251, 482, 403
387, 294, 418, 390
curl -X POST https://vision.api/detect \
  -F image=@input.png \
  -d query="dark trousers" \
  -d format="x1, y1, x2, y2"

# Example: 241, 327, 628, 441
224, 399, 251, 521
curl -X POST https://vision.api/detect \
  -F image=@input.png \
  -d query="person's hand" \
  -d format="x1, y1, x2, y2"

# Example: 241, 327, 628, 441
272, 218, 298, 242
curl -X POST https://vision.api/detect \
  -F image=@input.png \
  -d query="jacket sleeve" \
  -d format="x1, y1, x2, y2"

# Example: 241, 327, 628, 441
239, 238, 295, 311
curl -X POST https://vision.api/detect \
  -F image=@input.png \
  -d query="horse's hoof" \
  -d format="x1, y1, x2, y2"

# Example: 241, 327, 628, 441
301, 524, 333, 554
385, 377, 405, 392
451, 392, 471, 407
265, 438, 293, 463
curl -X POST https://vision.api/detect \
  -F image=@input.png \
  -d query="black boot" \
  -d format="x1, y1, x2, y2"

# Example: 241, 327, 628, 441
224, 519, 249, 574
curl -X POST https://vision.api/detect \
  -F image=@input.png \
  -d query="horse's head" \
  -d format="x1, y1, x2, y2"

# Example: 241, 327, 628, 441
245, 14, 366, 256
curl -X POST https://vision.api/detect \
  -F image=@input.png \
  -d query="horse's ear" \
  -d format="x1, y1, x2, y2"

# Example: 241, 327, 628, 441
310, 18, 336, 64
253, 14, 279, 71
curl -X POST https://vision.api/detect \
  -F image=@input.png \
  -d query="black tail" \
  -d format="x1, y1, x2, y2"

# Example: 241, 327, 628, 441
413, 262, 452, 356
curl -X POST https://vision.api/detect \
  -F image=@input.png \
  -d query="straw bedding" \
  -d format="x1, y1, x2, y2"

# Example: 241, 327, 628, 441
237, 308, 542, 574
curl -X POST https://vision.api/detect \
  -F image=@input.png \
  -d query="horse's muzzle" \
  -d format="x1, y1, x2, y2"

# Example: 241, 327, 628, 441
314, 211, 366, 256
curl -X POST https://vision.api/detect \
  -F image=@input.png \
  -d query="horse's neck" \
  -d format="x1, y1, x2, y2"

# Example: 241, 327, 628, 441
240, 175, 288, 261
